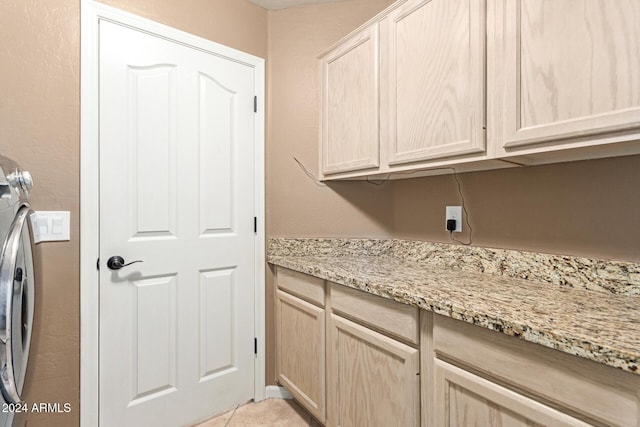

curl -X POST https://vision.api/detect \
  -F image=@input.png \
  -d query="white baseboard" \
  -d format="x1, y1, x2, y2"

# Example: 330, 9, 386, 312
265, 385, 293, 400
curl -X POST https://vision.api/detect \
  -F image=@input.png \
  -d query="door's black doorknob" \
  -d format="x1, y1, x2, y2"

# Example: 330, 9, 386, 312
106, 256, 143, 271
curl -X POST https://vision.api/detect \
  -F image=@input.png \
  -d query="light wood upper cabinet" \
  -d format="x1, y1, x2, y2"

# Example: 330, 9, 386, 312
382, 0, 486, 165
328, 314, 420, 427
321, 25, 380, 175
495, 0, 640, 154
319, 0, 640, 179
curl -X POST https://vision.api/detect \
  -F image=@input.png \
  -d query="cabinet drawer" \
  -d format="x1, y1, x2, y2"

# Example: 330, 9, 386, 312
329, 282, 418, 345
433, 314, 640, 427
276, 267, 325, 307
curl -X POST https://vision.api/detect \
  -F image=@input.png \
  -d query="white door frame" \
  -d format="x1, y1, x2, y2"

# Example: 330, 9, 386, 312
79, 1, 266, 425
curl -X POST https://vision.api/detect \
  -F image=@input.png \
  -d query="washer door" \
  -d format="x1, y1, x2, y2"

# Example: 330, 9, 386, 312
0, 205, 34, 403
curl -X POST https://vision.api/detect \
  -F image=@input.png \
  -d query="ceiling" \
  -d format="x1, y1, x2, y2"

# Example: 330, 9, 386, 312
248, 0, 348, 10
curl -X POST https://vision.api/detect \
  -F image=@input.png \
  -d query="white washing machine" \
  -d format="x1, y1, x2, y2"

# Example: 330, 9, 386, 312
0, 155, 35, 427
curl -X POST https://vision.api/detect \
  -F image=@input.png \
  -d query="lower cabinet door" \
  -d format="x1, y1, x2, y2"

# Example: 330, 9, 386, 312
434, 359, 591, 427
328, 314, 419, 427
276, 290, 326, 423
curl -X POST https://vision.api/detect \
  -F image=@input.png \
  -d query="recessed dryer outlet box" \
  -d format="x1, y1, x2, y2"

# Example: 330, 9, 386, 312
445, 206, 462, 232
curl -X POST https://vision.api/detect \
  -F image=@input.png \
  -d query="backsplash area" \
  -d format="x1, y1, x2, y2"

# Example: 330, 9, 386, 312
268, 238, 640, 296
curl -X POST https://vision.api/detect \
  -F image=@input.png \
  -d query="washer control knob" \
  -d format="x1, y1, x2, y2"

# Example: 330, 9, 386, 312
7, 171, 33, 196
18, 171, 33, 192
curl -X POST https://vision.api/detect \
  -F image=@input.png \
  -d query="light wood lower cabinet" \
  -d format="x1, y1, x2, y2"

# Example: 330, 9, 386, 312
275, 269, 420, 426
327, 314, 420, 427
430, 314, 640, 427
275, 268, 640, 426
276, 289, 326, 423
434, 360, 589, 427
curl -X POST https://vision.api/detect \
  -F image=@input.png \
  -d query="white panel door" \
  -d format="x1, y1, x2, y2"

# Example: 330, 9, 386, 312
99, 20, 256, 427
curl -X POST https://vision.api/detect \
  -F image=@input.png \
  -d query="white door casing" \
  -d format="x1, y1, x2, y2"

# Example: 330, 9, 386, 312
80, 2, 266, 426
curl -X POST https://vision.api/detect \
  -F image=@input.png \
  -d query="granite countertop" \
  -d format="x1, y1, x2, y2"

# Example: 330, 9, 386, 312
268, 240, 640, 375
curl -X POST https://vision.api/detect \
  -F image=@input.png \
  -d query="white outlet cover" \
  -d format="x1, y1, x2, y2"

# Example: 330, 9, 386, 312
445, 206, 463, 232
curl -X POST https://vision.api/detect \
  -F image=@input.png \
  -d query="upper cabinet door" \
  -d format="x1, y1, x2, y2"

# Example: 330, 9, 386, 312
383, 0, 486, 165
321, 25, 380, 175
499, 0, 640, 151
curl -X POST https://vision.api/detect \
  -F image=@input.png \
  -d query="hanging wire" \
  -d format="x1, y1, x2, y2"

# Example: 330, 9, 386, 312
293, 157, 327, 187
448, 169, 473, 245
364, 169, 425, 184
292, 157, 473, 245
363, 166, 474, 245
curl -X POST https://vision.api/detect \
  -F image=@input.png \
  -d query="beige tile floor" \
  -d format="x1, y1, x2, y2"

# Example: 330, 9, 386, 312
194, 398, 322, 427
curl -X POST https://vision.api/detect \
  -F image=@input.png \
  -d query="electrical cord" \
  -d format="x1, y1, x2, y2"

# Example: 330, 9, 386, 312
448, 168, 473, 245
364, 169, 425, 184
364, 166, 473, 245
223, 403, 240, 427
293, 157, 327, 187
293, 157, 473, 245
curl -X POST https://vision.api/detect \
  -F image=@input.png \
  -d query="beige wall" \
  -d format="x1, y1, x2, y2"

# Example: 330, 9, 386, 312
100, 0, 268, 59
0, 1, 266, 426
264, 0, 640, 267
1, 1, 81, 426
266, 0, 395, 240
3, 0, 638, 424
393, 155, 640, 262
265, 0, 395, 386
264, 0, 640, 384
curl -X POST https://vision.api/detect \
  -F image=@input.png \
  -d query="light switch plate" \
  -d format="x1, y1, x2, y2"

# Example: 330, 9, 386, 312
30, 211, 70, 243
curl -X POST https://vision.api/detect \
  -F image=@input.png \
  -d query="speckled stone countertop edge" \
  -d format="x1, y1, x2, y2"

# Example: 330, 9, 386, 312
268, 238, 640, 296
268, 255, 640, 375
